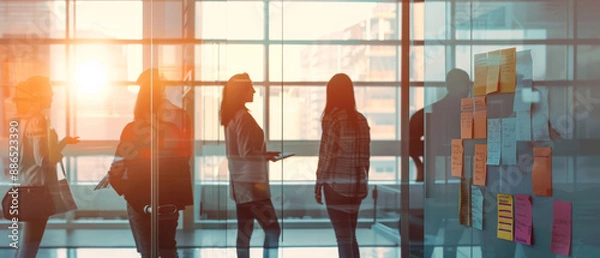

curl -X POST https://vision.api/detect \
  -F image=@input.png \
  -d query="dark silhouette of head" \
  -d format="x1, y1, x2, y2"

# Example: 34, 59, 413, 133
134, 69, 165, 120
220, 73, 253, 126
445, 68, 471, 97
16, 76, 53, 117
322, 73, 359, 128
323, 73, 357, 116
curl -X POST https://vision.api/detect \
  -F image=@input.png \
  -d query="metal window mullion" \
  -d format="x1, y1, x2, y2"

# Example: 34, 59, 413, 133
400, 1, 411, 258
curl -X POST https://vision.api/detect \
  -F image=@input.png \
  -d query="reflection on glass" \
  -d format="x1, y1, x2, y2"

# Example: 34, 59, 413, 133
413, 45, 446, 81
576, 45, 600, 80
196, 2, 264, 40
269, 86, 397, 140
195, 44, 265, 81
74, 85, 135, 140
75, 1, 142, 39
269, 87, 325, 140
196, 156, 228, 181
577, 0, 600, 39
454, 2, 568, 40
75, 156, 114, 182
269, 2, 397, 40
268, 156, 398, 182
270, 45, 397, 82
73, 44, 140, 83
0, 1, 66, 38
195, 86, 264, 141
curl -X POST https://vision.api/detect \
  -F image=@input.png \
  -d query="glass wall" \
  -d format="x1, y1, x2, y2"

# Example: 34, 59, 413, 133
0, 0, 415, 256
423, 1, 600, 257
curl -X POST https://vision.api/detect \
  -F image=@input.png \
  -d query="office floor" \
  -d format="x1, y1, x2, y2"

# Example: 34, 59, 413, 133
0, 247, 401, 258
0, 228, 399, 258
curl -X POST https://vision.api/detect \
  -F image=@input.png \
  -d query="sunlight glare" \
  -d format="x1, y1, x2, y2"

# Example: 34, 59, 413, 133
75, 60, 108, 94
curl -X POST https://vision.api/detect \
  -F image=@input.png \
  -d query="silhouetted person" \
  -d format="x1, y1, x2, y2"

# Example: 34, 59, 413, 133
406, 68, 471, 258
220, 73, 281, 258
110, 69, 193, 258
410, 68, 471, 182
13, 76, 79, 258
315, 73, 371, 258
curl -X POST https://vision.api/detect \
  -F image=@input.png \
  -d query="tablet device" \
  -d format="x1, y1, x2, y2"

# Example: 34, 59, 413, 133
274, 152, 295, 161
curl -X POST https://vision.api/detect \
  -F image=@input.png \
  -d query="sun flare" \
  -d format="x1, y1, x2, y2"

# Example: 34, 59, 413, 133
75, 60, 108, 94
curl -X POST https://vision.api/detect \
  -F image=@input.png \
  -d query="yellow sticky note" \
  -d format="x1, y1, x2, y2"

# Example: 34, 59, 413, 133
486, 50, 501, 95
500, 47, 517, 93
497, 193, 514, 241
474, 53, 488, 96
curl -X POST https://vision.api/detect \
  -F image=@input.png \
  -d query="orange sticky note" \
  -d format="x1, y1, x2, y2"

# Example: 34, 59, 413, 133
461, 113, 474, 139
532, 147, 552, 196
500, 48, 517, 93
473, 96, 487, 110
461, 98, 474, 139
486, 50, 501, 95
474, 53, 488, 96
473, 96, 487, 139
451, 139, 464, 177
474, 110, 487, 139
473, 144, 487, 186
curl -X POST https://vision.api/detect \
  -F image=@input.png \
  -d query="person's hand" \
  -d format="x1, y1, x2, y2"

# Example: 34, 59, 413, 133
108, 159, 126, 176
265, 151, 281, 162
314, 183, 324, 205
63, 136, 80, 145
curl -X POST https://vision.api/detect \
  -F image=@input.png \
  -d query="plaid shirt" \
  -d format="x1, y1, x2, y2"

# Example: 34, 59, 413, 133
316, 108, 371, 198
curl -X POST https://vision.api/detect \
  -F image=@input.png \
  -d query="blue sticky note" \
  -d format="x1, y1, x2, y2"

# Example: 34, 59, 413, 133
471, 185, 484, 230
487, 119, 502, 165
502, 118, 517, 165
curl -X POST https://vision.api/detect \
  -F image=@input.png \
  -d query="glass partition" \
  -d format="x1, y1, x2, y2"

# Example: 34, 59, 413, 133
423, 1, 600, 258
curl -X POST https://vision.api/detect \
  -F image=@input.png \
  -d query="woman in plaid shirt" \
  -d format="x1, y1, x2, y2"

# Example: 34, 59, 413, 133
315, 73, 371, 258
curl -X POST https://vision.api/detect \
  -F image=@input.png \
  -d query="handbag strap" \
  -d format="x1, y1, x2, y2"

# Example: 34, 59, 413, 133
59, 160, 67, 178
45, 115, 68, 179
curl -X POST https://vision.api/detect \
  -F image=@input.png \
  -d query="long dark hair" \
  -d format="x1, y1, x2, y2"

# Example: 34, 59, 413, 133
220, 73, 252, 126
322, 73, 359, 129
134, 69, 165, 120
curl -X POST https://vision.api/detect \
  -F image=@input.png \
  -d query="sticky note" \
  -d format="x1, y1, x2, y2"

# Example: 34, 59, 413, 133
497, 193, 514, 241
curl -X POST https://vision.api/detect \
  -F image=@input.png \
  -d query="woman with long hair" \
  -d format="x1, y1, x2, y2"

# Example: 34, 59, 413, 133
111, 69, 193, 258
14, 76, 79, 258
220, 73, 281, 258
315, 73, 371, 258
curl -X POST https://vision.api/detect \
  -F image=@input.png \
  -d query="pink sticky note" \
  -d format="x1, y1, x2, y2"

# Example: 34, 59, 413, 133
514, 194, 532, 245
551, 200, 572, 256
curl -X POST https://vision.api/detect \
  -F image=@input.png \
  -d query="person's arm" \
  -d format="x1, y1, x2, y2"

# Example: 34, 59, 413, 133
315, 117, 339, 204
364, 123, 371, 175
58, 136, 80, 151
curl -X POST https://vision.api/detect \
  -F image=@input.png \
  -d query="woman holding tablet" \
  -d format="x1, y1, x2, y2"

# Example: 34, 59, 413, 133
220, 73, 281, 258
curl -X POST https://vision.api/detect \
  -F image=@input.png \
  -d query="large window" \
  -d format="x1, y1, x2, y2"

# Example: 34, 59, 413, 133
0, 0, 417, 229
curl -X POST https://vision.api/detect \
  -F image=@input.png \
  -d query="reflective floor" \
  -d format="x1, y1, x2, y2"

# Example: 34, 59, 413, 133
0, 228, 399, 257
0, 247, 401, 258
0, 228, 396, 247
